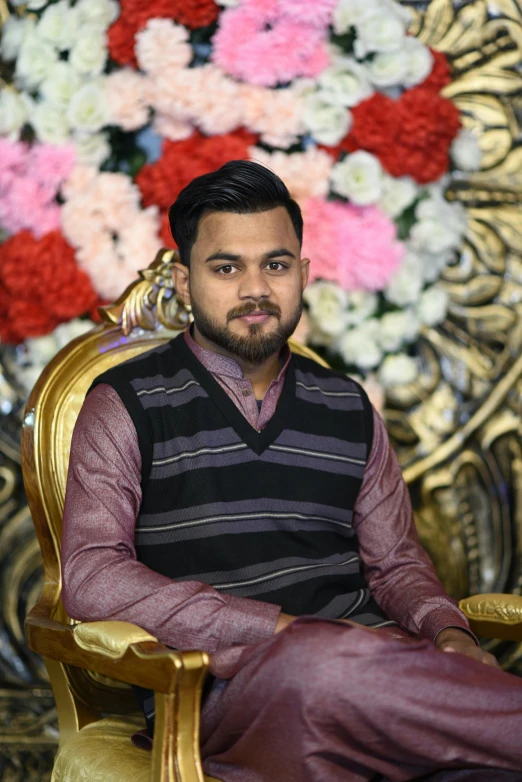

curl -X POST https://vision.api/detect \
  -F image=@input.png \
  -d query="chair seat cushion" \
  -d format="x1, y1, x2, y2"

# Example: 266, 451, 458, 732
51, 717, 220, 782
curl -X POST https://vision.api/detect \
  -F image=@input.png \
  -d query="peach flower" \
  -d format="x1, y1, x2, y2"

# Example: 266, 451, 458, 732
241, 84, 304, 148
249, 145, 333, 203
105, 69, 150, 131
135, 18, 192, 77
152, 112, 193, 141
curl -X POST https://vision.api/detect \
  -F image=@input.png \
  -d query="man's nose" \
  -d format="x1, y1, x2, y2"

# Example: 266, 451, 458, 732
238, 267, 271, 300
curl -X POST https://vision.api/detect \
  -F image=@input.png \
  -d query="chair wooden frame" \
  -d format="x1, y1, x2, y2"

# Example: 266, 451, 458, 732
22, 250, 522, 782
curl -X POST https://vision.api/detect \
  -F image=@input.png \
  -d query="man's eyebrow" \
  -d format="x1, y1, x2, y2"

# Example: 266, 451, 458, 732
205, 248, 296, 263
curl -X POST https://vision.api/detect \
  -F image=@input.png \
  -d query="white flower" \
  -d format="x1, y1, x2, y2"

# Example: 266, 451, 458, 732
76, 0, 119, 28
69, 28, 108, 77
354, 12, 405, 59
217, 0, 241, 5
73, 132, 111, 166
31, 102, 70, 144
345, 291, 378, 326
317, 57, 373, 108
379, 354, 418, 387
14, 30, 59, 90
27, 0, 50, 8
409, 194, 467, 261
416, 286, 448, 326
67, 81, 108, 133
40, 62, 81, 108
384, 251, 424, 306
450, 129, 482, 172
330, 150, 383, 205
378, 175, 417, 218
37, 0, 80, 51
304, 281, 348, 338
0, 89, 27, 137
1, 17, 34, 61
378, 310, 419, 352
301, 92, 352, 146
332, 0, 383, 34
337, 320, 383, 370
403, 36, 434, 88
419, 250, 454, 283
366, 50, 410, 87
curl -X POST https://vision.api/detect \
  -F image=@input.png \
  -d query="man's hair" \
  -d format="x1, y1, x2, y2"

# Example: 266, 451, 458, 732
168, 159, 303, 267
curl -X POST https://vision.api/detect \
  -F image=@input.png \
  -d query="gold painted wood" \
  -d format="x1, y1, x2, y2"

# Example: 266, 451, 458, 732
459, 594, 522, 641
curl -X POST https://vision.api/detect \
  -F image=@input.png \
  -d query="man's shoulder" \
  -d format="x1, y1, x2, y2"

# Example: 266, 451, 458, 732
291, 352, 367, 396
91, 334, 186, 388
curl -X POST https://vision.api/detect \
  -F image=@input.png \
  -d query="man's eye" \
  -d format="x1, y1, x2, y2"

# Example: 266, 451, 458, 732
217, 265, 236, 274
266, 261, 286, 271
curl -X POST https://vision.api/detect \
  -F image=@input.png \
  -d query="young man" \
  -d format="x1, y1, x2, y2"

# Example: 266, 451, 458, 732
62, 161, 522, 781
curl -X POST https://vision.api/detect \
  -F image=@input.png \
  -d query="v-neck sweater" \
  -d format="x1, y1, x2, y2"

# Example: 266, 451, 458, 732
89, 331, 397, 625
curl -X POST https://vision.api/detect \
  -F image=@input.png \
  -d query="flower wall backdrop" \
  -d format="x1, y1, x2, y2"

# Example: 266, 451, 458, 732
0, 0, 483, 398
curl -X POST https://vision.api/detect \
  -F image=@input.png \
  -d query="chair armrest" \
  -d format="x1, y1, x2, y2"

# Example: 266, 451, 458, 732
459, 593, 522, 641
25, 606, 209, 693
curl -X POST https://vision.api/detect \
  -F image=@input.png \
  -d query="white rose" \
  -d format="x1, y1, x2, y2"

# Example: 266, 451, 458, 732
416, 193, 467, 237
27, 0, 50, 8
330, 150, 383, 206
378, 175, 417, 218
14, 31, 59, 90
378, 354, 418, 387
37, 0, 79, 51
67, 81, 108, 133
303, 281, 348, 338
332, 0, 383, 34
416, 286, 448, 326
1, 17, 34, 61
76, 0, 119, 28
69, 28, 108, 77
40, 61, 81, 108
450, 128, 482, 172
419, 250, 454, 283
354, 13, 405, 59
31, 101, 70, 144
366, 49, 410, 87
73, 131, 111, 166
346, 291, 378, 326
317, 57, 374, 108
53, 318, 93, 348
403, 36, 434, 88
384, 251, 424, 306
302, 93, 352, 146
410, 218, 460, 256
337, 320, 383, 370
24, 334, 60, 367
378, 310, 419, 352
217, 0, 241, 5
0, 89, 27, 136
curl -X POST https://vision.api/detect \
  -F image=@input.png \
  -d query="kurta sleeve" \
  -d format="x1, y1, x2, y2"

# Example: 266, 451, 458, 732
61, 384, 281, 654
353, 407, 476, 644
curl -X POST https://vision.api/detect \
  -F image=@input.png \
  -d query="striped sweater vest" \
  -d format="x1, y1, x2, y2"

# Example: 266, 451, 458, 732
91, 333, 393, 627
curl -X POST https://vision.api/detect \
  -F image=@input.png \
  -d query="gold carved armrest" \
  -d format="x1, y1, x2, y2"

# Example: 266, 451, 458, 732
459, 594, 522, 641
26, 605, 210, 782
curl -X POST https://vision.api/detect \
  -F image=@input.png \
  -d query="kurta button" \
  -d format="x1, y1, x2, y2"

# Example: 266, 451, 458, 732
242, 388, 251, 396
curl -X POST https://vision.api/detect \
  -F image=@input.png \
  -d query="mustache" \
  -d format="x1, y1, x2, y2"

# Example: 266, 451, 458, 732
227, 301, 281, 322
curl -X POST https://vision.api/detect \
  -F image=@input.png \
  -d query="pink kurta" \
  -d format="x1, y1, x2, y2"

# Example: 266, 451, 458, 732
61, 329, 522, 780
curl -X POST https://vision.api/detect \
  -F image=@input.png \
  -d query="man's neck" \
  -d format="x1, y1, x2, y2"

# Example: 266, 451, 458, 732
191, 324, 283, 397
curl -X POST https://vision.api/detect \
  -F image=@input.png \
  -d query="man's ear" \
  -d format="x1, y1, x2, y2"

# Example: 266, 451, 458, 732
172, 261, 191, 305
300, 257, 310, 290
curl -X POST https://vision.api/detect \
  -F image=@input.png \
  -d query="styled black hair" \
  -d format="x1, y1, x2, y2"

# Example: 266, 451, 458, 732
168, 159, 303, 266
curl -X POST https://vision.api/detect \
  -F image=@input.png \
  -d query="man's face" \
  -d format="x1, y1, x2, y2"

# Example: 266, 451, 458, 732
173, 207, 309, 365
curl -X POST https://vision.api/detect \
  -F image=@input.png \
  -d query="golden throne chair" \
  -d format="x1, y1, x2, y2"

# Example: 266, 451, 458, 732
22, 250, 522, 782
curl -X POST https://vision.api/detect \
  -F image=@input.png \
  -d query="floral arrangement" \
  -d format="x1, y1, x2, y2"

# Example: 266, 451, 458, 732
0, 0, 481, 397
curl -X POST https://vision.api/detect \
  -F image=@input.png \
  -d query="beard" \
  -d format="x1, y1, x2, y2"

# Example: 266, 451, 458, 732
190, 296, 303, 365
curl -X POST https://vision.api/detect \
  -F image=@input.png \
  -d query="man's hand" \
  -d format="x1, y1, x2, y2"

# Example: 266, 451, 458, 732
435, 627, 500, 669
275, 612, 295, 633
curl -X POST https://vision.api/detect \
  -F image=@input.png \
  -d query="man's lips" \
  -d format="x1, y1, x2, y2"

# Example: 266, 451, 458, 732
237, 312, 272, 323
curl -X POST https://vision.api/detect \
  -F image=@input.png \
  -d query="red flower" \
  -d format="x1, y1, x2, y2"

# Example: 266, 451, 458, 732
159, 211, 178, 249
0, 230, 98, 344
136, 129, 258, 210
422, 49, 452, 93
108, 0, 220, 66
323, 87, 460, 184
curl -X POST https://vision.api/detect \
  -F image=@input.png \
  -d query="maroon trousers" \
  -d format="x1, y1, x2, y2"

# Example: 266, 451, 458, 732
200, 618, 522, 782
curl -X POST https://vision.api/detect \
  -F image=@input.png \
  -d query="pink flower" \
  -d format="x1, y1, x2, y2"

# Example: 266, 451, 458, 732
277, 0, 338, 28
212, 2, 329, 87
0, 139, 28, 173
135, 19, 192, 77
105, 69, 150, 131
30, 143, 76, 190
152, 112, 193, 142
249, 146, 333, 203
302, 198, 405, 292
